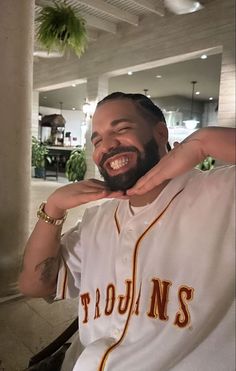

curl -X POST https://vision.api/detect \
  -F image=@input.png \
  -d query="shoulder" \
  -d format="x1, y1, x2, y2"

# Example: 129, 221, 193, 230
61, 199, 120, 247
189, 165, 235, 186
182, 165, 235, 202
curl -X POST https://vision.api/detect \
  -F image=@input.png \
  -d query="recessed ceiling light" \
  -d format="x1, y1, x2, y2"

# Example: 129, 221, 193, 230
156, 75, 162, 78
195, 91, 200, 95
201, 54, 208, 59
72, 84, 76, 87
147, 94, 151, 98
128, 71, 133, 75
72, 107, 76, 110
209, 97, 213, 100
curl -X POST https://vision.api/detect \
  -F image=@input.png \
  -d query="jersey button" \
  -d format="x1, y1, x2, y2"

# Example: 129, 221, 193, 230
113, 328, 122, 337
122, 256, 128, 264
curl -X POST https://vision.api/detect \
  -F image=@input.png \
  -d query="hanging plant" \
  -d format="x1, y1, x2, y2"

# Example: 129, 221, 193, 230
36, 1, 87, 57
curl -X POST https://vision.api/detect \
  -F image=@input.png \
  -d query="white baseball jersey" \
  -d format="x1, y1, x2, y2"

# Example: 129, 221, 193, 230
56, 166, 235, 371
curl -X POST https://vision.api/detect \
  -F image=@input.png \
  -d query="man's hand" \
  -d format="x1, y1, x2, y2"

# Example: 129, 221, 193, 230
46, 179, 127, 217
127, 139, 204, 196
127, 126, 235, 196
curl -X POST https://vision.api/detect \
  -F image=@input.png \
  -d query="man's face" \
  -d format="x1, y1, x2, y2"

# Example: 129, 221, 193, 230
91, 100, 161, 191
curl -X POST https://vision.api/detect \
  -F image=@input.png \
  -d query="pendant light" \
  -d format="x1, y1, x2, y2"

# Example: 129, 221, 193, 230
183, 81, 199, 129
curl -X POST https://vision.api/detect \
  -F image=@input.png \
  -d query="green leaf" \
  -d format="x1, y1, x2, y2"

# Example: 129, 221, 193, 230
36, 2, 87, 57
65, 148, 86, 182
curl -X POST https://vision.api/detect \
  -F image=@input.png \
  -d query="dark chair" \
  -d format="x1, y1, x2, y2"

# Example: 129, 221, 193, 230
44, 152, 60, 181
27, 317, 78, 370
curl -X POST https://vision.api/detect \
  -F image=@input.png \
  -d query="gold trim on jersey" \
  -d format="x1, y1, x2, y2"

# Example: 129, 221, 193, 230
59, 256, 68, 299
114, 204, 120, 234
98, 188, 184, 371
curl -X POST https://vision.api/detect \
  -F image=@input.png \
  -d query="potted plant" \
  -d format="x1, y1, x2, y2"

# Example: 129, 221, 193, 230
32, 136, 49, 178
66, 148, 87, 182
36, 2, 87, 57
196, 156, 215, 171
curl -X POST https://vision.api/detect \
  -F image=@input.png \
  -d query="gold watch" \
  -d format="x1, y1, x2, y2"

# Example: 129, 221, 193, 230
37, 202, 67, 226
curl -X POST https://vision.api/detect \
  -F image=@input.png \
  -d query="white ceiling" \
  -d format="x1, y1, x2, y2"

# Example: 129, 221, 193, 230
35, 0, 220, 111
39, 53, 222, 110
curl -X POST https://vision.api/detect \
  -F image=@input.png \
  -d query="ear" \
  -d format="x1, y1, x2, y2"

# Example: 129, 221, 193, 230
153, 122, 169, 157
153, 121, 168, 145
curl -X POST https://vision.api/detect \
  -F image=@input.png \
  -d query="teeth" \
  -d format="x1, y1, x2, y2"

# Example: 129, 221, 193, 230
110, 157, 129, 170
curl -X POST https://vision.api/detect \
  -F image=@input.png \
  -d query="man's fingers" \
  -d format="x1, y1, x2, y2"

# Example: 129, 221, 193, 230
127, 167, 167, 195
106, 191, 129, 199
127, 176, 157, 195
173, 141, 180, 148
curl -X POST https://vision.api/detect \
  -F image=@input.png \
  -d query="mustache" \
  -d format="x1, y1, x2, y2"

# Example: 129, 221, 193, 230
99, 146, 138, 168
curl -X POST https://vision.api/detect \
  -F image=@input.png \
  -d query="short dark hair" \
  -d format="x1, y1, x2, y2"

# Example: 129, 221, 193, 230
97, 92, 166, 125
97, 92, 171, 151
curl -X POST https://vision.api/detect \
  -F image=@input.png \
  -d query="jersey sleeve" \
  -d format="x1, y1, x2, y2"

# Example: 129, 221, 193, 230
55, 221, 82, 300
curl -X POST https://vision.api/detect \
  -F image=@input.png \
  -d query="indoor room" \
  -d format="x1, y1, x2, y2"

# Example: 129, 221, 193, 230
0, 1, 235, 370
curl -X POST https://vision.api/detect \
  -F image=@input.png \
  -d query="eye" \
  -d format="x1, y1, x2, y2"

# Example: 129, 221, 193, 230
117, 126, 131, 133
93, 138, 102, 147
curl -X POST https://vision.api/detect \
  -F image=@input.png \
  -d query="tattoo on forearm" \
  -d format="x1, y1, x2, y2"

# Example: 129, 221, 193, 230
35, 257, 59, 283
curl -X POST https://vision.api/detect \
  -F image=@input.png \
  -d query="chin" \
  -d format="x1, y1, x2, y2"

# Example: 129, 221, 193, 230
102, 169, 141, 192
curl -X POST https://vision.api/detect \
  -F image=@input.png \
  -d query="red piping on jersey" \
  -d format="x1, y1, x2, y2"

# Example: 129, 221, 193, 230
99, 188, 184, 371
61, 257, 68, 299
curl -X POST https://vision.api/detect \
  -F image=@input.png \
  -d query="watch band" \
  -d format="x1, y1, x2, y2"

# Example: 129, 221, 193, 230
37, 202, 67, 226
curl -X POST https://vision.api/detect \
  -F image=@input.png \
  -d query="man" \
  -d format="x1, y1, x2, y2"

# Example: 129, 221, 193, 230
19, 92, 235, 371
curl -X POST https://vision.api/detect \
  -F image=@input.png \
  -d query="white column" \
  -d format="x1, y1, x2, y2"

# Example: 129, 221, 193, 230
32, 90, 40, 139
85, 76, 109, 179
218, 38, 235, 127
0, 0, 34, 300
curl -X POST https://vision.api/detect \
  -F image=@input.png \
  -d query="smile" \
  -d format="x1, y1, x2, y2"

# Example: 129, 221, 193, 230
102, 152, 137, 175
109, 156, 129, 170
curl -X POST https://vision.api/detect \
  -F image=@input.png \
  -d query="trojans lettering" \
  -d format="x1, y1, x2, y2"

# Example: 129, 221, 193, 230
80, 278, 194, 328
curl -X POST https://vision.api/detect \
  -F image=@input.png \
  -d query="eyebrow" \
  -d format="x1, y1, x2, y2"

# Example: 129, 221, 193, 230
90, 118, 134, 142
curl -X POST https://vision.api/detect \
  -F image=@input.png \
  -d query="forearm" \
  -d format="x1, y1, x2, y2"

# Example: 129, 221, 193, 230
19, 180, 122, 297
185, 127, 236, 164
19, 203, 66, 298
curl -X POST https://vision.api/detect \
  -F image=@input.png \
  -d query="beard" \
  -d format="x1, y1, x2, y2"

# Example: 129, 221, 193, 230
98, 138, 160, 191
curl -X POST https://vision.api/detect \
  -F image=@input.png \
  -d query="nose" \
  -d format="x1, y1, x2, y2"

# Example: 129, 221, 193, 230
100, 135, 120, 153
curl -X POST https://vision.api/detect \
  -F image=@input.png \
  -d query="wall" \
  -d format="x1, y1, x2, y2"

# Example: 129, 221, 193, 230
202, 101, 219, 127
153, 95, 205, 126
39, 106, 85, 146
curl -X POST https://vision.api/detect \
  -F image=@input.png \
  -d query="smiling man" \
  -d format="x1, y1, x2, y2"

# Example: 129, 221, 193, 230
91, 93, 164, 192
19, 93, 235, 371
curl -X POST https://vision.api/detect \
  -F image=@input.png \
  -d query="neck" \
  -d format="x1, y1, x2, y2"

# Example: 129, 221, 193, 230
129, 180, 169, 207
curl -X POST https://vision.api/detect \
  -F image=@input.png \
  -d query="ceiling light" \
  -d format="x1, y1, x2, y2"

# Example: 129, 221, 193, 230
72, 107, 76, 110
201, 54, 208, 59
82, 100, 91, 115
164, 0, 203, 15
156, 75, 162, 78
209, 97, 213, 100
128, 71, 133, 75
195, 91, 200, 95
72, 84, 76, 87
